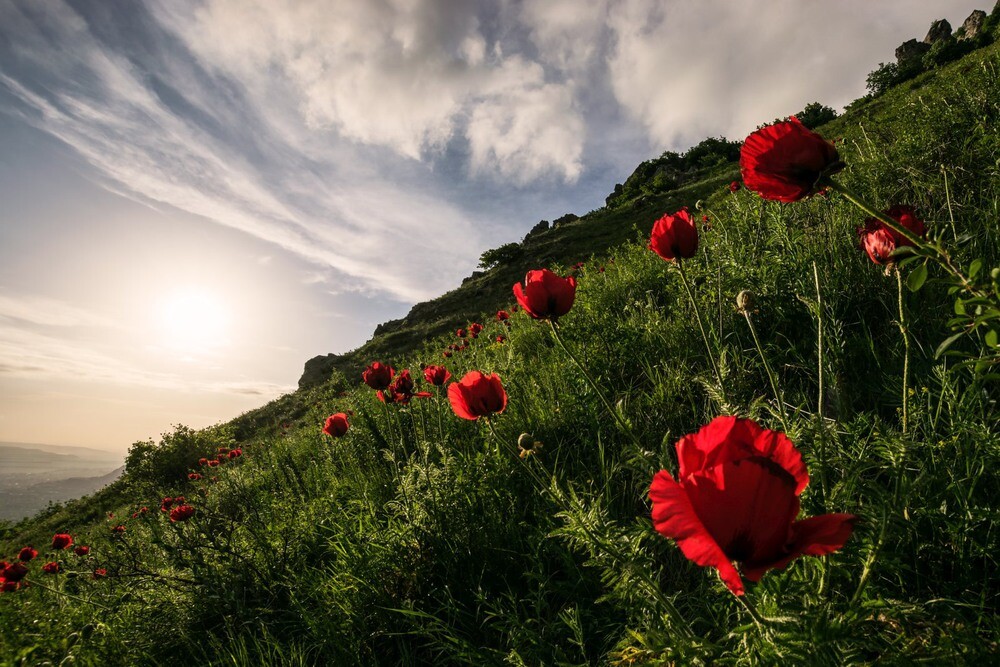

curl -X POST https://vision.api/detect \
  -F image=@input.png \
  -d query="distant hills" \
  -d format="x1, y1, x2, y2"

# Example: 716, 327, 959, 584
0, 442, 124, 521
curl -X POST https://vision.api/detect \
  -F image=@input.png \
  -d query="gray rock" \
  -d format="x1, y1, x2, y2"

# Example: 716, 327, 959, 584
924, 19, 952, 44
958, 10, 987, 40
896, 38, 930, 63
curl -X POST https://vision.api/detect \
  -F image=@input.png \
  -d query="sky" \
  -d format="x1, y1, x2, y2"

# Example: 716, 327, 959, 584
0, 0, 986, 453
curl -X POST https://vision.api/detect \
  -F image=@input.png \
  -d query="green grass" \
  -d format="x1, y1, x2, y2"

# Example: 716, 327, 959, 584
2, 40, 1000, 667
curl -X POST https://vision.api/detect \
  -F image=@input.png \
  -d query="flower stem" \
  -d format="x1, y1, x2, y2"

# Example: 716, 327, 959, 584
676, 259, 726, 397
742, 308, 789, 430
25, 578, 110, 611
896, 267, 910, 435
813, 263, 829, 505
736, 593, 767, 630
548, 320, 641, 449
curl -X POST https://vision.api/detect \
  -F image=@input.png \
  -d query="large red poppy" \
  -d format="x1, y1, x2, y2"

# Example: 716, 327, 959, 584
448, 371, 507, 420
649, 208, 699, 261
512, 269, 576, 320
649, 416, 856, 596
740, 117, 843, 202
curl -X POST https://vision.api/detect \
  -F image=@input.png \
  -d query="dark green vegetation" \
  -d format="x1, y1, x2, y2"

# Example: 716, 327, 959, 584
3, 37, 1000, 667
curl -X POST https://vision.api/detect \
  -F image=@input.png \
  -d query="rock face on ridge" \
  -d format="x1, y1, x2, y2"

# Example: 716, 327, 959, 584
924, 19, 953, 44
959, 10, 988, 40
895, 39, 929, 63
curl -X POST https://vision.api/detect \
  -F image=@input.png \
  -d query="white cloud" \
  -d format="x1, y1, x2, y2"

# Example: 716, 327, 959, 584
0, 292, 114, 328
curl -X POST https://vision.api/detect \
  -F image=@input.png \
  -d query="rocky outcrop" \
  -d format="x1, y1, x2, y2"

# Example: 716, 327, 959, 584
299, 353, 341, 389
958, 10, 988, 40
553, 213, 579, 228
924, 19, 952, 44
895, 39, 929, 63
523, 219, 549, 242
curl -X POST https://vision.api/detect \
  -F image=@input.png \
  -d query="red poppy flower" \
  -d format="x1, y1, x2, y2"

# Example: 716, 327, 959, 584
17, 547, 37, 562
362, 362, 395, 390
511, 304, 519, 313
512, 269, 577, 320
740, 117, 844, 202
93, 568, 107, 579
456, 328, 467, 338
74, 546, 90, 557
51, 533, 73, 550
228, 448, 242, 459
857, 205, 927, 265
42, 562, 60, 574
323, 413, 350, 437
188, 473, 203, 481
729, 181, 741, 193
469, 323, 484, 337
170, 505, 196, 522
496, 310, 510, 323
649, 208, 699, 261
160, 497, 175, 512
140, 506, 149, 514
649, 416, 856, 596
378, 369, 433, 404
198, 458, 208, 467
496, 335, 507, 344
208, 459, 220, 467
2, 562, 28, 582
448, 371, 507, 420
1, 580, 18, 593
443, 350, 453, 358
111, 525, 126, 534
423, 365, 452, 386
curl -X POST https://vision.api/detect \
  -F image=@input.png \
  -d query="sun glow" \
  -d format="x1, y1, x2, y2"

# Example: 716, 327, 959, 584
157, 288, 230, 353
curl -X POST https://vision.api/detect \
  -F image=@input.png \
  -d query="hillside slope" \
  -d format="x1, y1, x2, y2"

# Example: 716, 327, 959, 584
2, 27, 1000, 667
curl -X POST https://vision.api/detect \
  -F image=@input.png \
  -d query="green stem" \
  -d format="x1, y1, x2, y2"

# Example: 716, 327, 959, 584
742, 309, 789, 430
25, 578, 110, 611
548, 320, 641, 449
737, 593, 767, 630
896, 267, 910, 435
813, 263, 829, 506
676, 259, 726, 396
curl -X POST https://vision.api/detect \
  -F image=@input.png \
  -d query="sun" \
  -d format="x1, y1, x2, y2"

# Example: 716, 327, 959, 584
157, 288, 230, 353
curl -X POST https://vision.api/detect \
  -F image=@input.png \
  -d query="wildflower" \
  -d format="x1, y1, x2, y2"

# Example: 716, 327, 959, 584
456, 328, 467, 338
198, 458, 208, 467
740, 117, 844, 202
650, 208, 699, 261
160, 497, 175, 512
139, 507, 149, 514
423, 365, 452, 386
170, 505, 196, 523
2, 562, 29, 582
208, 460, 220, 467
512, 269, 577, 320
362, 361, 395, 390
111, 525, 126, 534
649, 416, 856, 596
496, 335, 507, 344
42, 562, 60, 574
17, 547, 37, 562
323, 413, 350, 437
188, 473, 202, 481
857, 206, 927, 265
729, 181, 741, 193
378, 369, 432, 404
469, 323, 484, 338
74, 546, 90, 557
496, 310, 510, 323
443, 350, 453, 358
51, 534, 73, 550
448, 371, 507, 420
1, 580, 18, 593
228, 448, 242, 459
93, 568, 107, 579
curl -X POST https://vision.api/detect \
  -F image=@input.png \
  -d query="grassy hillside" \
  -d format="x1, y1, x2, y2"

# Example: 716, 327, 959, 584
2, 37, 1000, 667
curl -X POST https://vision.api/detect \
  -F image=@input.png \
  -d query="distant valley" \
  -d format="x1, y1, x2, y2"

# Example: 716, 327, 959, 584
0, 442, 124, 521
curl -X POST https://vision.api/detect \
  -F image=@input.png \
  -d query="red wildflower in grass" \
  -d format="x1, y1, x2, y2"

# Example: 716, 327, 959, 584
198, 457, 208, 467
160, 497, 175, 512
18, 547, 37, 562
448, 371, 507, 420
42, 562, 60, 574
3, 562, 28, 582
423, 365, 452, 386
362, 361, 395, 390
51, 533, 73, 550
1, 580, 18, 593
139, 506, 149, 514
107, 512, 114, 519
496, 335, 507, 343
496, 310, 510, 323
469, 323, 484, 337
228, 448, 242, 459
649, 416, 856, 596
740, 117, 844, 202
456, 328, 467, 338
111, 525, 126, 534
74, 546, 90, 557
131, 512, 139, 519
188, 473, 202, 481
217, 447, 230, 456
513, 269, 577, 320
443, 350, 453, 358
729, 181, 741, 193
511, 304, 519, 313
175, 496, 186, 503
378, 369, 432, 404
93, 568, 107, 579
857, 205, 927, 265
323, 413, 350, 438
208, 459, 220, 467
170, 505, 196, 523
650, 208, 699, 261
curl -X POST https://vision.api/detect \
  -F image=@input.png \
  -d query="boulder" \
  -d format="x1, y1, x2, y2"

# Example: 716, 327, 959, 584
923, 19, 952, 44
958, 10, 987, 40
895, 39, 929, 64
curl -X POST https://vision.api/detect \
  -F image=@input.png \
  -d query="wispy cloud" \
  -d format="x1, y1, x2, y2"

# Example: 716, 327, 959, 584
0, 292, 114, 328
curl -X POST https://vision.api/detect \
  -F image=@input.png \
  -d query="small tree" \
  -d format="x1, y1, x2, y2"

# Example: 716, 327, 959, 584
796, 102, 838, 129
478, 242, 522, 270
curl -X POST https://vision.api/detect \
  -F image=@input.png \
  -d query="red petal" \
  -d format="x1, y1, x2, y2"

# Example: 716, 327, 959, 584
447, 382, 476, 420
649, 471, 744, 595
742, 513, 857, 582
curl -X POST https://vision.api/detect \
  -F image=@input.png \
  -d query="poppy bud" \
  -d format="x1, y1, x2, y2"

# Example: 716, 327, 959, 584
736, 290, 754, 313
857, 206, 926, 266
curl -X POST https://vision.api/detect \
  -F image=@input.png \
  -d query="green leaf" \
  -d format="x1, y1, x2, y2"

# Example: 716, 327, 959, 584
954, 299, 966, 315
969, 259, 983, 281
986, 329, 999, 348
907, 263, 928, 292
935, 332, 965, 358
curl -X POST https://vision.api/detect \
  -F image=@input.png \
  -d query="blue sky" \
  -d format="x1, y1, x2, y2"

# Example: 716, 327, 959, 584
0, 0, 985, 451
